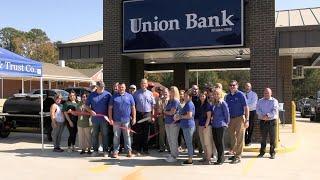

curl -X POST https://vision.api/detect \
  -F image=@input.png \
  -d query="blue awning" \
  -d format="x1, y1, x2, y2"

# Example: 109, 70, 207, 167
0, 47, 42, 77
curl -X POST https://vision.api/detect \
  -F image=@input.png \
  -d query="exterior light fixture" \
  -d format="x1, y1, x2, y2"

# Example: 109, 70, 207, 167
149, 60, 157, 64
235, 49, 244, 60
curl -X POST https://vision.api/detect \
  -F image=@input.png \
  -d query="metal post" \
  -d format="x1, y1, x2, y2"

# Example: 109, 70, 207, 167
21, 78, 24, 94
275, 117, 280, 149
1, 78, 3, 98
292, 101, 297, 133
40, 77, 44, 152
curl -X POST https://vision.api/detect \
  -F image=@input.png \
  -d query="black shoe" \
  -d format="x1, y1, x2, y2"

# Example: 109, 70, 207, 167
214, 161, 223, 165
143, 151, 150, 155
230, 157, 241, 164
270, 154, 275, 159
80, 150, 86, 154
228, 156, 236, 161
158, 149, 164, 153
181, 160, 193, 166
257, 153, 265, 158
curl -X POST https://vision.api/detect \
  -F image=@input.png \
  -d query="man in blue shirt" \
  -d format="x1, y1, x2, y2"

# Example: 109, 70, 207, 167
256, 88, 279, 159
133, 79, 155, 155
85, 80, 112, 157
225, 80, 249, 164
108, 83, 136, 158
244, 83, 258, 146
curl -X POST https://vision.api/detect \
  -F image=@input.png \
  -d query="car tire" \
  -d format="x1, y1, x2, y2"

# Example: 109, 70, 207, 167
0, 128, 10, 138
310, 116, 315, 122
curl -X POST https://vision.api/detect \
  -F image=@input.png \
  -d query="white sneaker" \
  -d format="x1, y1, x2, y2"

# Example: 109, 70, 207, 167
165, 156, 177, 163
103, 152, 109, 157
91, 151, 99, 157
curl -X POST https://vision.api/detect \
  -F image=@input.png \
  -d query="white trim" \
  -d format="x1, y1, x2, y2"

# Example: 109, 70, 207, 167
122, 0, 244, 53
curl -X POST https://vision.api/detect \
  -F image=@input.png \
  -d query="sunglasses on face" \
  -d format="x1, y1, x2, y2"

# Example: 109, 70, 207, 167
229, 84, 237, 87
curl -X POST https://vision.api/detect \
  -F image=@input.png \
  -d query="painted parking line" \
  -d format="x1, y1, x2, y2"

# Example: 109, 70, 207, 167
122, 167, 146, 180
242, 137, 301, 176
89, 164, 110, 173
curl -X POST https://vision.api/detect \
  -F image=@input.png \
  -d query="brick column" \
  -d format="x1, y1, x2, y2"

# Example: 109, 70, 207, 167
103, 0, 132, 90
247, 0, 278, 96
246, 0, 278, 142
277, 56, 293, 124
173, 64, 189, 90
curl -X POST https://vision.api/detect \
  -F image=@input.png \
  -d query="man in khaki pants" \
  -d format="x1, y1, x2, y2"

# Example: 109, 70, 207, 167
225, 80, 249, 164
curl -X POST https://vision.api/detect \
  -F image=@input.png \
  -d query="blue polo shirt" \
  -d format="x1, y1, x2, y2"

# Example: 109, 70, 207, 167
211, 101, 230, 128
225, 91, 247, 118
198, 102, 212, 127
86, 90, 111, 123
109, 92, 135, 123
133, 89, 155, 113
179, 100, 195, 129
164, 99, 180, 124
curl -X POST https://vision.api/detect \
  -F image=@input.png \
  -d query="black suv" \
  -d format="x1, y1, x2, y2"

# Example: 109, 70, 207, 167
64, 87, 91, 99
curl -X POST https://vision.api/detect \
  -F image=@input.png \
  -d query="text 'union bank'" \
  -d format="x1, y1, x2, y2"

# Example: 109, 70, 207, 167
129, 10, 235, 33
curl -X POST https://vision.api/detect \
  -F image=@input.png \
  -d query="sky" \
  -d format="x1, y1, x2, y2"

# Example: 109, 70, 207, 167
0, 0, 320, 43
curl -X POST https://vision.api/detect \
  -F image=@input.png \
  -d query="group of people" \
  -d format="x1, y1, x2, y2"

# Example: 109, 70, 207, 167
49, 78, 279, 166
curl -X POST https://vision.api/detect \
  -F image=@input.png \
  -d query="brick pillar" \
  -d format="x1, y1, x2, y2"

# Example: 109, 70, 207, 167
246, 0, 278, 142
277, 56, 293, 124
103, 0, 131, 90
173, 64, 189, 90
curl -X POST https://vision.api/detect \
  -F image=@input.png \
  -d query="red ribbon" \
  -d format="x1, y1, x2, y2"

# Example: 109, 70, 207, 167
68, 110, 136, 134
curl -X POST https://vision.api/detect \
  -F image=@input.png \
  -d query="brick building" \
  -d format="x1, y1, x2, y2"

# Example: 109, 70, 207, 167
58, 1, 320, 141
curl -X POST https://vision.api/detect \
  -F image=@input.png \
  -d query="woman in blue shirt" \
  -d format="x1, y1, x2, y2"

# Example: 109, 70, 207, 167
174, 89, 195, 165
211, 89, 230, 165
164, 86, 180, 163
198, 92, 215, 164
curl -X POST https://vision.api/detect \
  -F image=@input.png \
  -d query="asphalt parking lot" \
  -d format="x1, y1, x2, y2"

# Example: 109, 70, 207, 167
1, 117, 320, 180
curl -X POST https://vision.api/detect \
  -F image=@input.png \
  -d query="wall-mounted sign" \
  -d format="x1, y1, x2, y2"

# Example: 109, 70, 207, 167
123, 0, 244, 53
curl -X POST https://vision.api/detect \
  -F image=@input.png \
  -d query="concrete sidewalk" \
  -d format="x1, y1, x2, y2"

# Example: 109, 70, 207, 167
0, 118, 319, 180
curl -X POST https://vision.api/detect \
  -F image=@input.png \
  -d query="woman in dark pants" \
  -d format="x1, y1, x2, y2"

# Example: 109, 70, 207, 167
210, 89, 230, 165
63, 90, 79, 152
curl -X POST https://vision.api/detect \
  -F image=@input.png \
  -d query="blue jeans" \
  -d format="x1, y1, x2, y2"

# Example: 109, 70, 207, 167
92, 120, 109, 152
113, 121, 131, 153
182, 127, 195, 157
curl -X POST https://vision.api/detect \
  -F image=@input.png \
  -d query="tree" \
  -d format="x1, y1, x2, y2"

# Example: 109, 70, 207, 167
0, 27, 23, 51
0, 27, 58, 64
293, 69, 320, 100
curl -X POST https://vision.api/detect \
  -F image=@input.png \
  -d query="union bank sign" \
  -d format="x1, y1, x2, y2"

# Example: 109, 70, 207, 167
123, 0, 244, 53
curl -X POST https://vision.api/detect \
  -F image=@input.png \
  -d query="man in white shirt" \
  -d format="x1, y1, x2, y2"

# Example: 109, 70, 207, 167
244, 83, 258, 146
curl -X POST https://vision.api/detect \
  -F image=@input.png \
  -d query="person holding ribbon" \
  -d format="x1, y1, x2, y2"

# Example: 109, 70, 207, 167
133, 78, 155, 156
63, 90, 79, 153
108, 83, 136, 158
77, 92, 92, 155
85, 80, 112, 157
174, 89, 196, 165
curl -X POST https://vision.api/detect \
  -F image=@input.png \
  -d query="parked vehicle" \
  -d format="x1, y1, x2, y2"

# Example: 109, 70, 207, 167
299, 98, 315, 118
32, 89, 69, 102
0, 93, 57, 140
64, 87, 91, 100
309, 91, 320, 122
